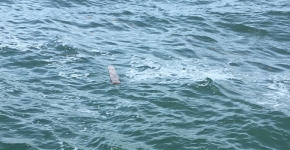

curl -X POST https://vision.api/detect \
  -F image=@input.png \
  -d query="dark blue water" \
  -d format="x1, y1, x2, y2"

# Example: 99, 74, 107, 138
1, 0, 290, 149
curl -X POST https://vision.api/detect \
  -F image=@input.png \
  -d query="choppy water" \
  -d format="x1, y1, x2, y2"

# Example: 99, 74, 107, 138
1, 0, 290, 149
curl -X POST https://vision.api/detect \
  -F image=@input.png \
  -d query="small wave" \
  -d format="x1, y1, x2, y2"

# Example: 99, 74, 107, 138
268, 45, 290, 56
246, 61, 284, 73
0, 36, 44, 52
265, 10, 290, 17
215, 22, 268, 36
126, 56, 234, 83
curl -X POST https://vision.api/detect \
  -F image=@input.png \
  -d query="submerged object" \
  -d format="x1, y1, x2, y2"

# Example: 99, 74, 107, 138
108, 65, 120, 84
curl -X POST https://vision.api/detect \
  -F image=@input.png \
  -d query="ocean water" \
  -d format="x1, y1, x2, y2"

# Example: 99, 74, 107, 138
0, 0, 290, 149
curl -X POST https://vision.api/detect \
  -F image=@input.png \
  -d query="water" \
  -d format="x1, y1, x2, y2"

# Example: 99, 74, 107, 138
1, 0, 290, 149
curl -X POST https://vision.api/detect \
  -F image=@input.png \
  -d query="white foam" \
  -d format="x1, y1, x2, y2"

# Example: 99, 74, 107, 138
126, 56, 234, 83
0, 36, 43, 51
262, 74, 290, 108
126, 55, 290, 114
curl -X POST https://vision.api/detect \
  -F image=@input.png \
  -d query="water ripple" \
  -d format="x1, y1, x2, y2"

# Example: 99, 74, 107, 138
1, 0, 290, 149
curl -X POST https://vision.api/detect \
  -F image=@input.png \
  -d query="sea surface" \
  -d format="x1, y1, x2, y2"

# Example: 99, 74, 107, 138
1, 0, 290, 150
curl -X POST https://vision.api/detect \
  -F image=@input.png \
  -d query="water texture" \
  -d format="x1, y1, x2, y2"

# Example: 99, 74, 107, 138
0, 0, 290, 150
